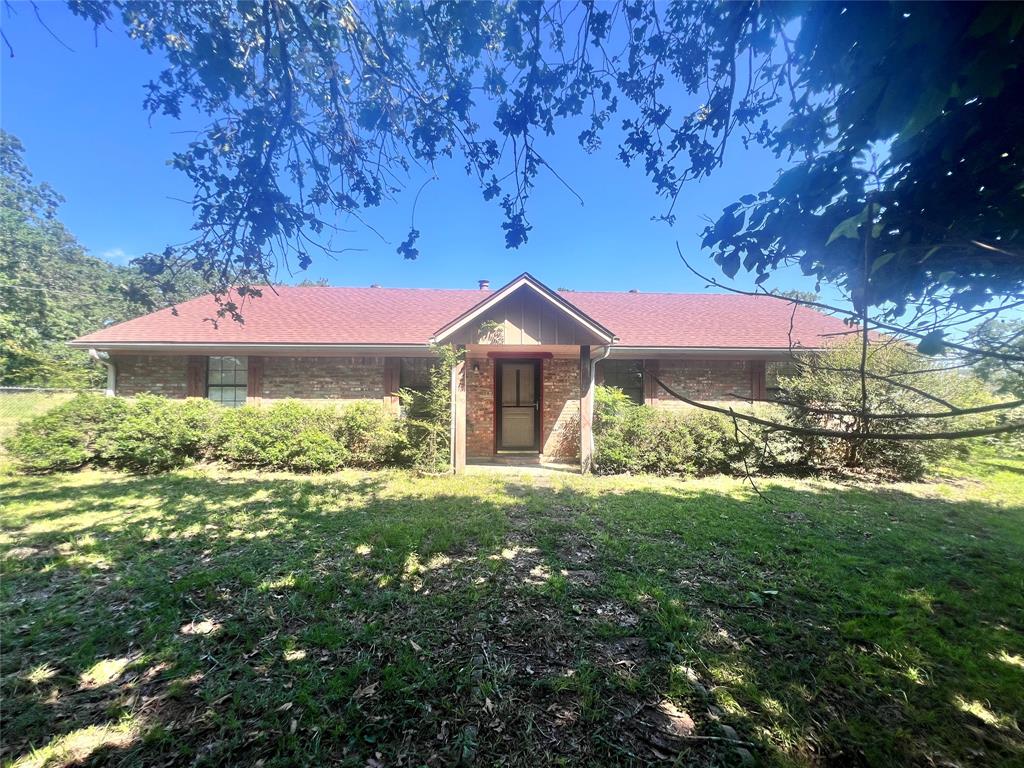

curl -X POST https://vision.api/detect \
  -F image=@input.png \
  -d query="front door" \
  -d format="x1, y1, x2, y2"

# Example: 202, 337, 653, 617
497, 359, 541, 451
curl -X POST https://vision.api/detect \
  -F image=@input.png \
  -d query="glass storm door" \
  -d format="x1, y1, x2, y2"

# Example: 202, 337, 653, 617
498, 360, 540, 450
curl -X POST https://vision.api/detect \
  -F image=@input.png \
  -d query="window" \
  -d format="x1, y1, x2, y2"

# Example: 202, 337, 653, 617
601, 360, 644, 404
207, 356, 248, 406
398, 357, 434, 418
399, 357, 433, 393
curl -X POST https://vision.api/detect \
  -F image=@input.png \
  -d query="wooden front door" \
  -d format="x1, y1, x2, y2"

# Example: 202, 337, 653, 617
496, 359, 541, 451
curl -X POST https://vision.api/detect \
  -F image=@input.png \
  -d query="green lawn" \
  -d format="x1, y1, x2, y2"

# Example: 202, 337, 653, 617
1, 453, 1022, 767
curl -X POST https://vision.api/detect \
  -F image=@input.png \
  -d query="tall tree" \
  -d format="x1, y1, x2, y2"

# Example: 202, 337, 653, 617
0, 132, 209, 387
30, 1, 1024, 437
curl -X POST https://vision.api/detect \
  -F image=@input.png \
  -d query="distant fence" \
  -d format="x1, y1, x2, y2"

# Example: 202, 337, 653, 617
0, 388, 102, 447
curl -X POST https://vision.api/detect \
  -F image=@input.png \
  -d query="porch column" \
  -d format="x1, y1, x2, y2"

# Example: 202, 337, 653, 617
579, 344, 593, 473
452, 358, 467, 474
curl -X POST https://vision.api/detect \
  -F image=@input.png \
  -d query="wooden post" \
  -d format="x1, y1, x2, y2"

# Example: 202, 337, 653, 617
452, 359, 467, 474
579, 344, 593, 474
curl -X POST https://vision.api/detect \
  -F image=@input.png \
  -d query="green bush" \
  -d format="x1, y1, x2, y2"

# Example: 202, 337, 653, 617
777, 341, 997, 479
4, 393, 128, 472
105, 395, 221, 472
337, 400, 409, 468
6, 395, 413, 475
594, 387, 798, 477
594, 387, 695, 476
210, 400, 347, 471
680, 410, 736, 475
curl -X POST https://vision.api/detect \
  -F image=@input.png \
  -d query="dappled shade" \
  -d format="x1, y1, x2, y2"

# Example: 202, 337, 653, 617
2, 459, 1023, 766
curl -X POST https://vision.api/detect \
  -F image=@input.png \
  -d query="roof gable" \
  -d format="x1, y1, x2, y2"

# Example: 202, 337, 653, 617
430, 273, 616, 345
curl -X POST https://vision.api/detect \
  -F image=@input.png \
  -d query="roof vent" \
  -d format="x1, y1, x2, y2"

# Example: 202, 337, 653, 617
628, 289, 639, 293
478, 279, 490, 290
370, 283, 381, 288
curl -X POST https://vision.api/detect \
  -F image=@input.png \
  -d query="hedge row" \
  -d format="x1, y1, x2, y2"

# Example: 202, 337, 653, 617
592, 386, 771, 476
4, 393, 409, 474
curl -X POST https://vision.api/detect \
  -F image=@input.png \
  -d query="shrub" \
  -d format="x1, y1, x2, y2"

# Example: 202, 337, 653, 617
679, 410, 735, 475
5, 393, 128, 472
777, 341, 998, 479
399, 345, 461, 472
210, 400, 346, 471
105, 395, 221, 472
593, 387, 695, 476
337, 400, 409, 468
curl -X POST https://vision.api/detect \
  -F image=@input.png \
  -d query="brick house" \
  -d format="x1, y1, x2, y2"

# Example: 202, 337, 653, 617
71, 273, 848, 472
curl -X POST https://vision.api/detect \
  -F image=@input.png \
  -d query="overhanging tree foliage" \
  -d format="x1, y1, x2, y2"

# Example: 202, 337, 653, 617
15, 1, 1024, 441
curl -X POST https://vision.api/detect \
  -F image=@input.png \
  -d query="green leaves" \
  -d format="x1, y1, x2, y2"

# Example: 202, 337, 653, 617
916, 330, 946, 356
827, 206, 869, 246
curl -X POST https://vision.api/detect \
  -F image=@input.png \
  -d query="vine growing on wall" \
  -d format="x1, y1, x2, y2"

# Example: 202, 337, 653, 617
399, 344, 463, 473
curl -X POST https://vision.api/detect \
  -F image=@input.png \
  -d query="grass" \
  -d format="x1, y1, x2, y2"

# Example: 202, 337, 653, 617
1, 451, 1022, 767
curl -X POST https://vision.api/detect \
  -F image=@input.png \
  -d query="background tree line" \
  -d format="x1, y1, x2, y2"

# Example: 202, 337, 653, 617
0, 132, 211, 387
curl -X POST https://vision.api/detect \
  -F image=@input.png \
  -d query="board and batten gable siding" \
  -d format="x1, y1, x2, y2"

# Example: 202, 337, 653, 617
445, 285, 599, 346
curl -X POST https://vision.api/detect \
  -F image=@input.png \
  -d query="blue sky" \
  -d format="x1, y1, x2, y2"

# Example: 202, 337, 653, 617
2, 3, 819, 295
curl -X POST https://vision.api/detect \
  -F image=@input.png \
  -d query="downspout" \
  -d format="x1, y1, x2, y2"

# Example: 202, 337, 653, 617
89, 349, 116, 397
450, 363, 457, 472
588, 344, 613, 460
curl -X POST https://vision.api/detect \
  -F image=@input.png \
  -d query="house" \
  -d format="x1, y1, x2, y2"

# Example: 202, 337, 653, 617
70, 273, 849, 472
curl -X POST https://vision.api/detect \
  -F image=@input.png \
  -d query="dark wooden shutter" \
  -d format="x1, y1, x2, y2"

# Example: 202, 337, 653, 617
186, 356, 207, 398
246, 357, 264, 404
643, 359, 659, 406
383, 357, 401, 414
750, 360, 767, 402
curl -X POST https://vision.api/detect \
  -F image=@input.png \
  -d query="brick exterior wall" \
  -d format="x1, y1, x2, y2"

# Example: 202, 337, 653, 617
465, 356, 580, 460
542, 358, 580, 460
653, 359, 754, 409
260, 356, 385, 402
466, 357, 495, 458
113, 354, 387, 404
113, 355, 190, 398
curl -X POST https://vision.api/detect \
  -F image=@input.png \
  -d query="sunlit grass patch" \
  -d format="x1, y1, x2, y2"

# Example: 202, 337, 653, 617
10, 717, 140, 768
1, 454, 1022, 767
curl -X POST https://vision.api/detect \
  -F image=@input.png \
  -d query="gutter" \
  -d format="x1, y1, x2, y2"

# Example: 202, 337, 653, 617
88, 349, 116, 397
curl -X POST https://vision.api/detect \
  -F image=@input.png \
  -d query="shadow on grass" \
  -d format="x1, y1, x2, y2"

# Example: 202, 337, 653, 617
1, 469, 1022, 767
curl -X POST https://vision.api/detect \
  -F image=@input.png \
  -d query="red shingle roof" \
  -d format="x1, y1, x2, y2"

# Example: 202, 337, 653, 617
72, 285, 850, 349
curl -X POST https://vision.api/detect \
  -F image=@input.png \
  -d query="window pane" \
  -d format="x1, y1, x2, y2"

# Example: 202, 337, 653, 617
400, 357, 432, 392
602, 360, 644, 404
208, 356, 248, 406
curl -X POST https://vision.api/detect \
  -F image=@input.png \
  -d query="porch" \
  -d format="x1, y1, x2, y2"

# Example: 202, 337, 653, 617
431, 274, 616, 474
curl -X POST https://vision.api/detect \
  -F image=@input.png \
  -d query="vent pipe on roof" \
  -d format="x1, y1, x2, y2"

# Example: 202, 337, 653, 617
370, 283, 381, 288
478, 279, 490, 290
